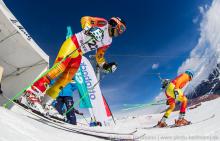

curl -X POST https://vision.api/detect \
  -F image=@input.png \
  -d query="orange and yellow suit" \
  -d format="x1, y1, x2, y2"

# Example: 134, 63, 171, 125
32, 16, 111, 100
163, 73, 191, 118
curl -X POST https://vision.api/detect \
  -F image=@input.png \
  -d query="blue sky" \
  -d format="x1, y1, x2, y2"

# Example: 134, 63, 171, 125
5, 0, 211, 111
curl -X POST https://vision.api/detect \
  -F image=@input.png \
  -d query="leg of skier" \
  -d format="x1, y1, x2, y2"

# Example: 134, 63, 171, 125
55, 96, 65, 115
42, 55, 81, 117
64, 96, 77, 125
157, 95, 175, 127
22, 37, 82, 114
157, 83, 176, 127
175, 93, 191, 126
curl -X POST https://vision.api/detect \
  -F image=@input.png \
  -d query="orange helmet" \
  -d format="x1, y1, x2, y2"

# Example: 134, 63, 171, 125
108, 17, 126, 37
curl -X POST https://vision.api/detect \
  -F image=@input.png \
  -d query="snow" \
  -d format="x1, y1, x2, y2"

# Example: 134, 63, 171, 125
0, 97, 220, 141
117, 97, 220, 141
0, 106, 103, 141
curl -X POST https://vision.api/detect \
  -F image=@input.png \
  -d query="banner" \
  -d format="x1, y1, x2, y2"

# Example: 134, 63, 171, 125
74, 66, 92, 108
81, 56, 110, 125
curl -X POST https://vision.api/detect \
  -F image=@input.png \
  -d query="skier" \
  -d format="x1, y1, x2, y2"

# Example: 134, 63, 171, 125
54, 79, 83, 125
23, 16, 126, 115
0, 66, 3, 94
157, 69, 194, 127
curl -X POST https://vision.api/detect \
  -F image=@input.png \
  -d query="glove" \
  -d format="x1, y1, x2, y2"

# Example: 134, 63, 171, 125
86, 27, 104, 42
174, 89, 179, 99
166, 100, 169, 105
79, 112, 84, 116
102, 62, 118, 73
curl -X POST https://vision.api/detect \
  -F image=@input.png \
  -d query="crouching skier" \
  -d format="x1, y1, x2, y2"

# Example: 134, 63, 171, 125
21, 16, 126, 118
54, 79, 83, 125
157, 70, 194, 127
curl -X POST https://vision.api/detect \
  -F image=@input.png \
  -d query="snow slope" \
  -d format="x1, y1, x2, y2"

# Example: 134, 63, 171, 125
0, 97, 220, 141
117, 98, 220, 141
0, 106, 103, 141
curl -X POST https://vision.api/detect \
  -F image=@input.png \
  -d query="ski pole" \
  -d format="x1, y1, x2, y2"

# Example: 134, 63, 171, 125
3, 37, 94, 108
64, 74, 107, 115
157, 73, 163, 81
81, 115, 89, 125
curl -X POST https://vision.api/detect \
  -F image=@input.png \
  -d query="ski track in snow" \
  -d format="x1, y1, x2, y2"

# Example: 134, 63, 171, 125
0, 98, 220, 141
0, 106, 104, 141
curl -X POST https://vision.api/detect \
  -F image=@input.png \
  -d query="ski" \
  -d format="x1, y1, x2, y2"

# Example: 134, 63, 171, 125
141, 114, 216, 129
168, 122, 192, 128
13, 99, 66, 124
2, 94, 144, 140
169, 114, 215, 128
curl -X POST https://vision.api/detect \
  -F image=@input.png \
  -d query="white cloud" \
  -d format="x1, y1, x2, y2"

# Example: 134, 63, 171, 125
198, 6, 205, 15
152, 63, 159, 70
177, 0, 220, 94
192, 16, 199, 24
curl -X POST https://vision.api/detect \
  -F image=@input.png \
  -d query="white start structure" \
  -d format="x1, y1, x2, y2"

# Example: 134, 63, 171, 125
0, 0, 49, 106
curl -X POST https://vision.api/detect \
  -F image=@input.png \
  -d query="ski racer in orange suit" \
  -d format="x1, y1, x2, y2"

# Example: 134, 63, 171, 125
157, 69, 194, 127
24, 16, 126, 115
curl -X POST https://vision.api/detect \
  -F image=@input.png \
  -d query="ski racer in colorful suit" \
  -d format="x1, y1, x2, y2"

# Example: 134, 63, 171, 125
24, 16, 126, 115
157, 69, 194, 127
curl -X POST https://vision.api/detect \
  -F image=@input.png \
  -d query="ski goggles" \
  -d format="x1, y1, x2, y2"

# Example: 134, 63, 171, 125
109, 17, 126, 35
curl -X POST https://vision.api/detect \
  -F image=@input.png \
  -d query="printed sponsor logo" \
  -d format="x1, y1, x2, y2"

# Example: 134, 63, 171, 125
75, 71, 83, 84
80, 39, 88, 53
10, 18, 32, 40
81, 62, 96, 100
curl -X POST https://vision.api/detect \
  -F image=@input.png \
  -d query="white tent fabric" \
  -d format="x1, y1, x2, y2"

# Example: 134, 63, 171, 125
0, 0, 49, 106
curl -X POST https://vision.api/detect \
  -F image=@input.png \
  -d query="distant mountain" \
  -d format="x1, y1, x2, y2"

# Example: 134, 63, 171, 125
177, 0, 220, 100
187, 63, 220, 99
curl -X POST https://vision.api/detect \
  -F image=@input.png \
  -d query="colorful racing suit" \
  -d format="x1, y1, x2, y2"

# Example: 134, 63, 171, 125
163, 73, 191, 118
31, 16, 112, 100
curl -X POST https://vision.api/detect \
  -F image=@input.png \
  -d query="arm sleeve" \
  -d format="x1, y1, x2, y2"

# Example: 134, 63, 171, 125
80, 16, 108, 30
174, 74, 190, 89
95, 45, 109, 66
81, 16, 92, 29
74, 109, 80, 114
174, 81, 181, 90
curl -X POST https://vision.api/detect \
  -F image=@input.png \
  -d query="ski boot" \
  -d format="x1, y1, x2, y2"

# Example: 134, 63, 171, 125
19, 87, 46, 115
43, 95, 66, 121
156, 121, 168, 128
174, 118, 191, 127
156, 116, 168, 128
20, 76, 51, 114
